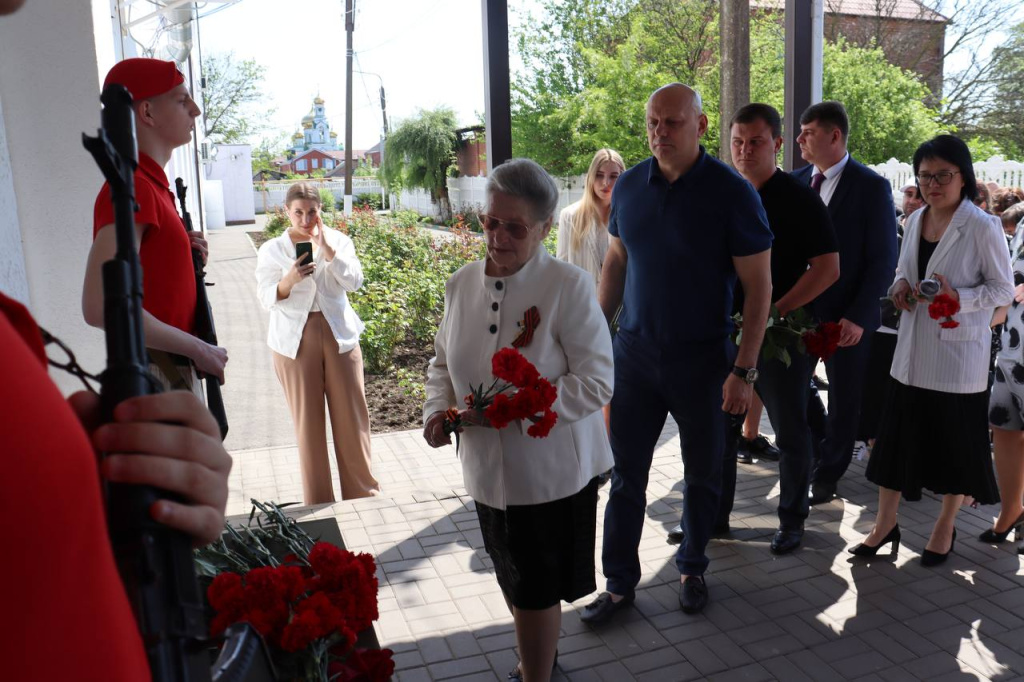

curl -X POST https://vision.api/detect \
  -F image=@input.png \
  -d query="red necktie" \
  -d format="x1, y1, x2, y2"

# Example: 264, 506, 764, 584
810, 172, 825, 194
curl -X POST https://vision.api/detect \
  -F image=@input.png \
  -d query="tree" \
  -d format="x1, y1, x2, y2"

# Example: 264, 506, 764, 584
976, 22, 1024, 158
251, 134, 286, 176
201, 52, 273, 144
381, 107, 458, 221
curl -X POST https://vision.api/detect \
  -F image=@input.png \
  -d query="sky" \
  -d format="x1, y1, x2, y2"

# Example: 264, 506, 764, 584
197, 0, 503, 152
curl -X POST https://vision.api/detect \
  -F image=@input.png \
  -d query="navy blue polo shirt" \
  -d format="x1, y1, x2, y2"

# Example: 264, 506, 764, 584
609, 148, 773, 345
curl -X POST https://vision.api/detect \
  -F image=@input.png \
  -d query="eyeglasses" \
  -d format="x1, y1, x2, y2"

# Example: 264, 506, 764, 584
479, 213, 532, 240
916, 171, 960, 186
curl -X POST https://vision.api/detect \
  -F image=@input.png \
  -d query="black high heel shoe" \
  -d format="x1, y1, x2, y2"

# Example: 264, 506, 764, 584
507, 651, 558, 681
978, 510, 1024, 543
921, 528, 957, 567
849, 524, 901, 556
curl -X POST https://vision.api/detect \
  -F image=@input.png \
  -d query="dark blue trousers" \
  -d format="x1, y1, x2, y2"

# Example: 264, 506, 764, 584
810, 340, 873, 486
602, 331, 732, 590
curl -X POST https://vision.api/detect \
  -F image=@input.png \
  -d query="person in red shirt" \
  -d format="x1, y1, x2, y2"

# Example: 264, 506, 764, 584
0, 290, 231, 680
82, 57, 228, 396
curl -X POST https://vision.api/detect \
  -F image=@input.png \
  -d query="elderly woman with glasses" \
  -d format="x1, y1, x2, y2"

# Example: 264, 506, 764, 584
852, 135, 1013, 566
423, 159, 613, 682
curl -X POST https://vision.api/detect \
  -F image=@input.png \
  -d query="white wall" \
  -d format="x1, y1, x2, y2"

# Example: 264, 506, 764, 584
0, 0, 118, 392
0, 96, 28, 305
206, 143, 255, 225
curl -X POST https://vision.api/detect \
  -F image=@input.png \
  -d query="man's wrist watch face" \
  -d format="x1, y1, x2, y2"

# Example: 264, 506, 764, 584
733, 366, 759, 383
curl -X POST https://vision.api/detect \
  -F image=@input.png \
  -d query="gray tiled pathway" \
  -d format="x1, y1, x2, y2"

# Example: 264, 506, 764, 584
226, 423, 1024, 682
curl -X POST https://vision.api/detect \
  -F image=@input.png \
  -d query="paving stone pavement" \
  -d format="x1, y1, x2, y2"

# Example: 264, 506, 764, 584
226, 422, 1024, 682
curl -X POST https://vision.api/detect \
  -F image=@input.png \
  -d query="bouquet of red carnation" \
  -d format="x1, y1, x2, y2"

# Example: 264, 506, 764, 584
444, 347, 559, 438
802, 321, 843, 361
197, 501, 394, 682
927, 293, 961, 329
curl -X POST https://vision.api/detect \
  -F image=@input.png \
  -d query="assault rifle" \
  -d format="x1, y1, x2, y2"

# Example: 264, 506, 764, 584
175, 177, 229, 440
83, 83, 271, 682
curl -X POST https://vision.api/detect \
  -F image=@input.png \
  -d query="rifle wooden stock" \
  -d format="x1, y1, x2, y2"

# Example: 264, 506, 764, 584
175, 177, 229, 440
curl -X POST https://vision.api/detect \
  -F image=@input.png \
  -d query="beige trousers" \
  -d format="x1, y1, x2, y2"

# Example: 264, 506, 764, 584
273, 313, 379, 503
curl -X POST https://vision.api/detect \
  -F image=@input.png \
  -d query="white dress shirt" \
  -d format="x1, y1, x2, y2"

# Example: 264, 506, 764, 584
816, 152, 850, 206
424, 248, 614, 509
255, 228, 365, 359
556, 201, 609, 288
889, 199, 1013, 393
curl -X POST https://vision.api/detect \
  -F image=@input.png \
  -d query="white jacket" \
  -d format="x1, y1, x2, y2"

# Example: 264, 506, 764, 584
424, 248, 614, 509
255, 228, 365, 359
556, 200, 609, 288
889, 198, 1013, 393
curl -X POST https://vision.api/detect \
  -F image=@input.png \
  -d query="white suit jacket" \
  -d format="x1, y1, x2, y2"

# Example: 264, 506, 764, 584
424, 248, 614, 509
889, 198, 1013, 393
255, 228, 365, 359
556, 201, 609, 288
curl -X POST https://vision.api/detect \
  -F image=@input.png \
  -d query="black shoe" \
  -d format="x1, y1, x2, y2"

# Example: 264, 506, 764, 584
812, 373, 829, 391
678, 576, 709, 614
580, 592, 634, 625
849, 524, 900, 556
978, 510, 1024, 543
921, 528, 956, 567
507, 651, 558, 681
808, 481, 837, 505
770, 527, 804, 555
666, 523, 730, 544
739, 434, 781, 462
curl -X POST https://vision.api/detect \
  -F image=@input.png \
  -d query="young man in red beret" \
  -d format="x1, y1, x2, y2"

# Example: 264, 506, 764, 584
82, 57, 228, 396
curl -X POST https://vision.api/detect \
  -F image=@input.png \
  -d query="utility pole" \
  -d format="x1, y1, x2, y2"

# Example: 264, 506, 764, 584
344, 0, 354, 215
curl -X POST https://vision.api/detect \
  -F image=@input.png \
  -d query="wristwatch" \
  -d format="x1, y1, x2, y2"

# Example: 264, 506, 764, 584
732, 366, 759, 384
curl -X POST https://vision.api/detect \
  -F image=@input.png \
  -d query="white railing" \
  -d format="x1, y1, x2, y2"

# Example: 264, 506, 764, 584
394, 175, 590, 221
869, 156, 1024, 192
254, 177, 383, 212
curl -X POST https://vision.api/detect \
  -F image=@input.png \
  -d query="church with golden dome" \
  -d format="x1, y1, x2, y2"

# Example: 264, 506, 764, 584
290, 96, 340, 153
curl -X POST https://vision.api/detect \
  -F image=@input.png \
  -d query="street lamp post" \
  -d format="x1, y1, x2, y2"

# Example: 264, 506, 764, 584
353, 69, 388, 210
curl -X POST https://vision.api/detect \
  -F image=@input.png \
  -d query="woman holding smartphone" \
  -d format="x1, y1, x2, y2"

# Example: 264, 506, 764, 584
255, 181, 379, 503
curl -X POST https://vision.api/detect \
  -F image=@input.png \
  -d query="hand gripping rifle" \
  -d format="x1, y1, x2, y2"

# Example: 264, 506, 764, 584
175, 177, 229, 440
83, 84, 271, 682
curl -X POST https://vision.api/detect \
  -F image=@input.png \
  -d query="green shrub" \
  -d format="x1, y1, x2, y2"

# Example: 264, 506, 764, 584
355, 193, 383, 211
264, 207, 289, 238
318, 188, 336, 214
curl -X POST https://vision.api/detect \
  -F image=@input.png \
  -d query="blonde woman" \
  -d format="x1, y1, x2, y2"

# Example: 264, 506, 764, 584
556, 149, 625, 287
255, 182, 380, 504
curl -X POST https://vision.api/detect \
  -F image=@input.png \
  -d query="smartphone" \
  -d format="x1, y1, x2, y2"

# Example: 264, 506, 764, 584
296, 241, 313, 265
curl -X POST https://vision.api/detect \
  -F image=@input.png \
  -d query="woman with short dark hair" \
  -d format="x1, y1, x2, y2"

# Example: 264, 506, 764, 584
852, 135, 1013, 565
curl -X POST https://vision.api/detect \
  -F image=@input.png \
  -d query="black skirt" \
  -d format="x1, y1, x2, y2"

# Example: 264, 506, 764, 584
858, 331, 898, 441
866, 381, 999, 504
475, 477, 599, 610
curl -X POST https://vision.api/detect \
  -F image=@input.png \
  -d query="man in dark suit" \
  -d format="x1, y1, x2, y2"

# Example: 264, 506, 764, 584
792, 101, 898, 505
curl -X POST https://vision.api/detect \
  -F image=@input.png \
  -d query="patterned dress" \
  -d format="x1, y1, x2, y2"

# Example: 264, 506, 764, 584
989, 242, 1024, 430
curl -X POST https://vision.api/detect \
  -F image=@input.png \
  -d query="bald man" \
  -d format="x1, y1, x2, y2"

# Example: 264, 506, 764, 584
582, 84, 773, 619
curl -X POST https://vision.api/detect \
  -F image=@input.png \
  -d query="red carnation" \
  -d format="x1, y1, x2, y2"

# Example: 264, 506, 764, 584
527, 409, 558, 438
484, 392, 517, 429
928, 293, 960, 320
491, 347, 539, 388
803, 321, 842, 361
939, 319, 960, 329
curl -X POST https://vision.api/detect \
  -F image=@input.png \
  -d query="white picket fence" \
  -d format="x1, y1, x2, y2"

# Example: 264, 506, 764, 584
271, 156, 1024, 220
254, 177, 384, 213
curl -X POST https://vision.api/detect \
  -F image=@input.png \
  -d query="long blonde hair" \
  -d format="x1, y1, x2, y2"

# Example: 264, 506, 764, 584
571, 149, 624, 253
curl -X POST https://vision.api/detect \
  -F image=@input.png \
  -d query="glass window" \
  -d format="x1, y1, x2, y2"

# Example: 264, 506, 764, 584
312, 158, 319, 169
296, 160, 307, 171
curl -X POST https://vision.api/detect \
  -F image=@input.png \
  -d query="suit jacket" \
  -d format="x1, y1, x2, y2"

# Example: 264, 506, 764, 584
793, 157, 898, 330
889, 198, 1013, 393
423, 248, 614, 509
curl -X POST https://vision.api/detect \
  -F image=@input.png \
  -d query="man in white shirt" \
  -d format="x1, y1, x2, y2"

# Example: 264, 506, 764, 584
792, 101, 898, 505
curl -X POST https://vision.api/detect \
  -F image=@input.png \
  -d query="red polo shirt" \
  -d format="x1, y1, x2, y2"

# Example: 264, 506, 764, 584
93, 153, 197, 334
0, 292, 150, 680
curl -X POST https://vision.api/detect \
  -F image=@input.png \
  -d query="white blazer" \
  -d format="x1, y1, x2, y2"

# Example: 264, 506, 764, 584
556, 201, 609, 288
423, 248, 614, 509
889, 198, 1013, 393
255, 228, 365, 359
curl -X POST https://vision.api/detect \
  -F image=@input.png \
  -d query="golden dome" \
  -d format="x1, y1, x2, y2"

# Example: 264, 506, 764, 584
314, 96, 324, 105
302, 121, 313, 129
329, 131, 338, 137
292, 131, 303, 139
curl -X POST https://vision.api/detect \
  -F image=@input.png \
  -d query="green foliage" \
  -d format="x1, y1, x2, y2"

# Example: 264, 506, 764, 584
355, 193, 383, 211
513, 2, 944, 169
318, 188, 336, 214
353, 159, 377, 177
202, 52, 272, 144
337, 209, 484, 373
264, 207, 289, 238
395, 367, 426, 402
381, 107, 459, 220
977, 22, 1024, 159
821, 38, 941, 164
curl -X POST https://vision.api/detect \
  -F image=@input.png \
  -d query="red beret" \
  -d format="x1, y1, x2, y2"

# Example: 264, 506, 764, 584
103, 58, 185, 102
